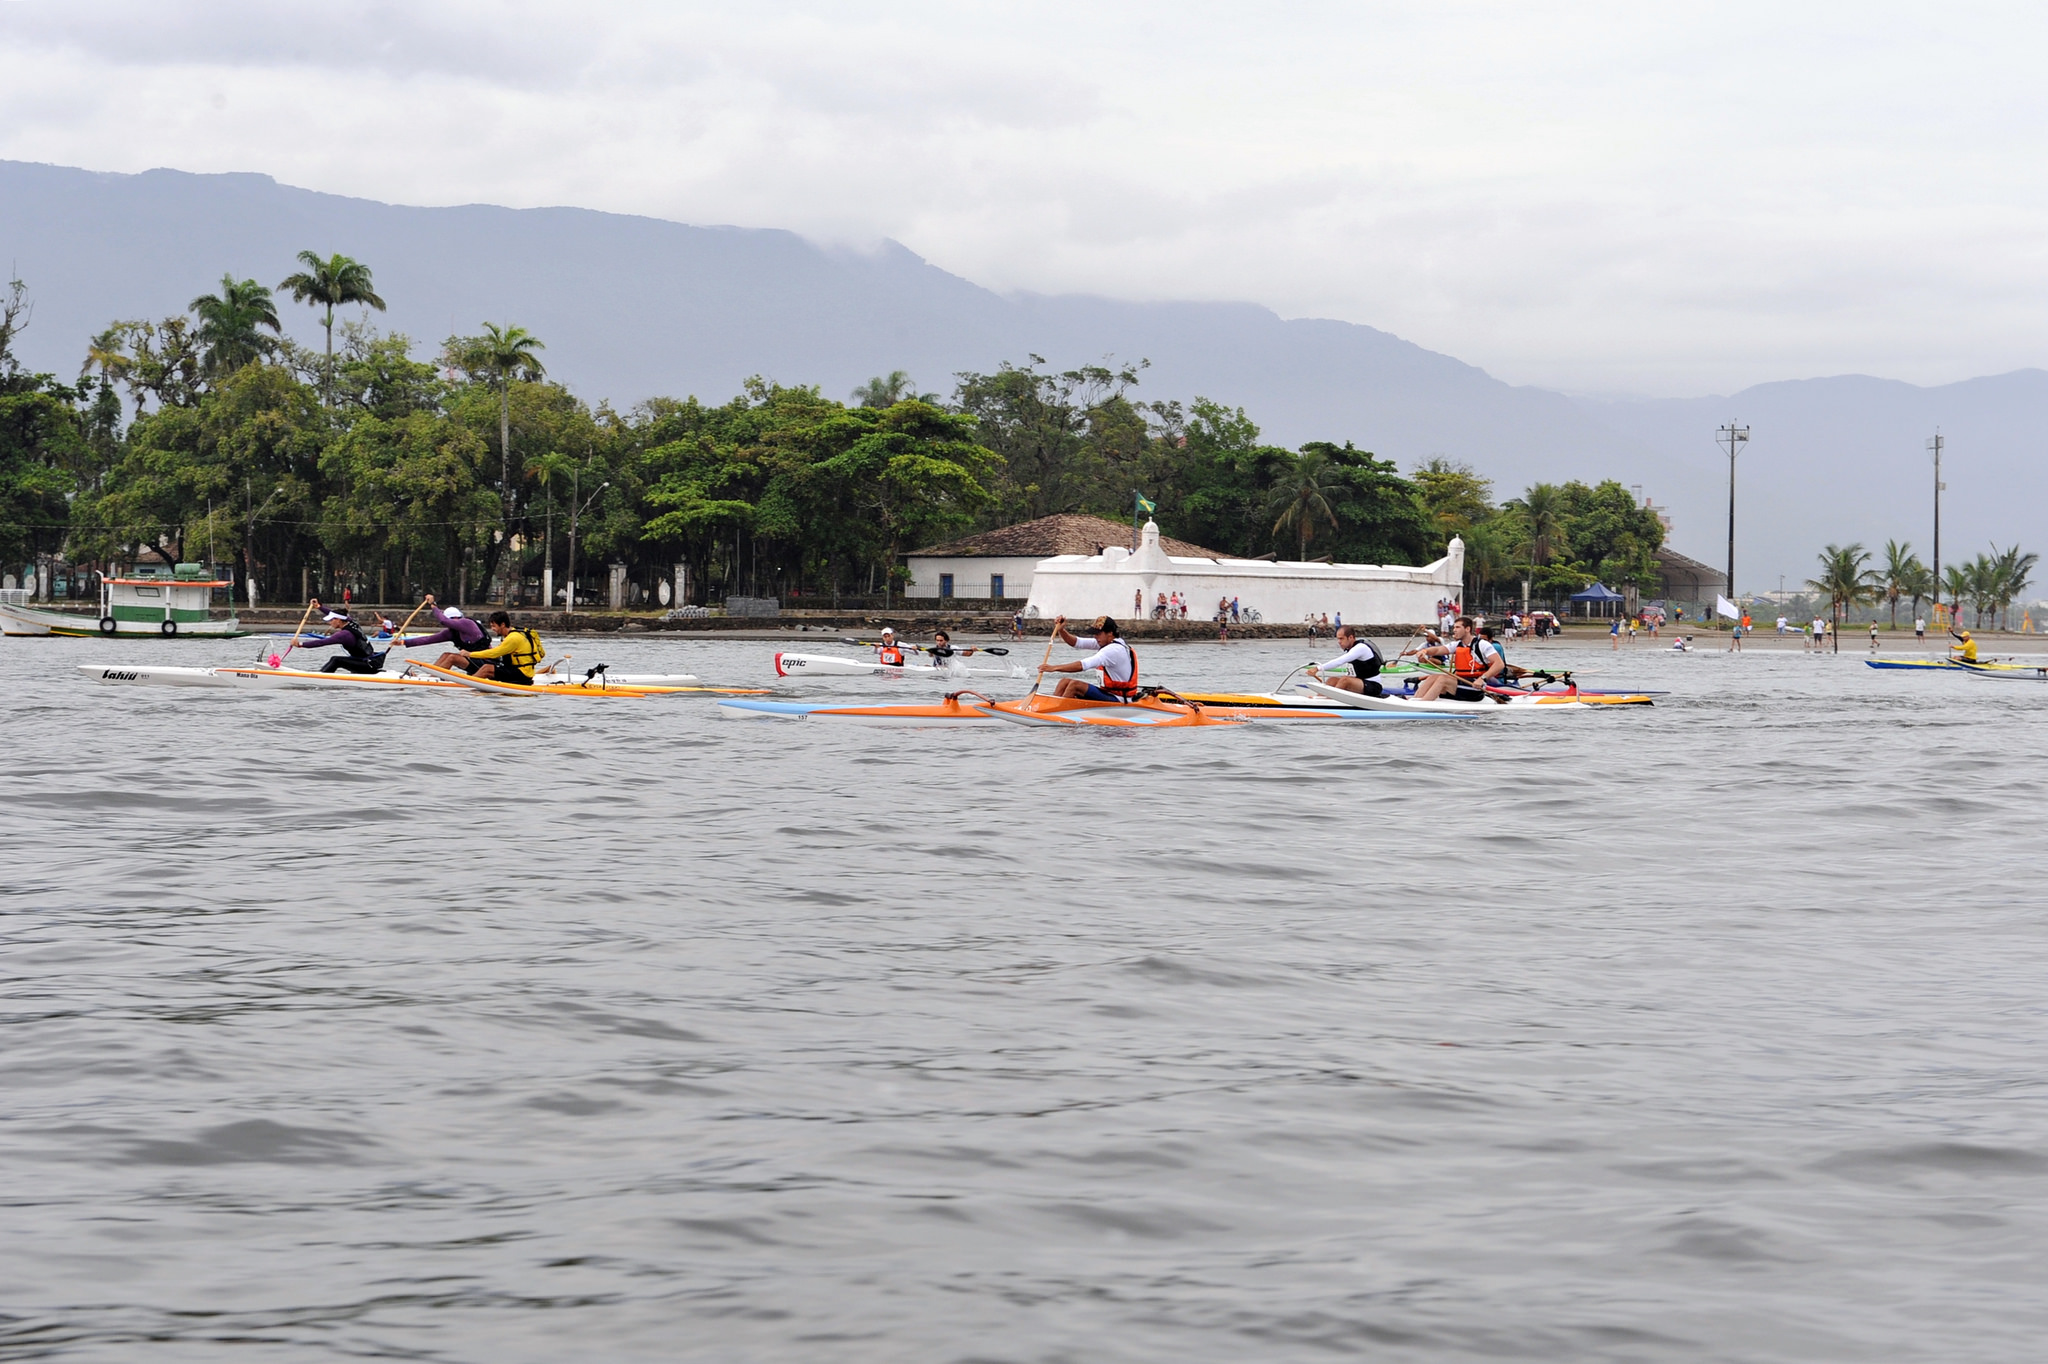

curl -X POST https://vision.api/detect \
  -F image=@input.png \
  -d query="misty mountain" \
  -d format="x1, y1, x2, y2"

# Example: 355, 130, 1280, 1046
1, 160, 2039, 587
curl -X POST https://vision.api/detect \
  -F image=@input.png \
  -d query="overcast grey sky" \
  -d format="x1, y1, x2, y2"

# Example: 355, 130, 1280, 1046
2, 1, 2041, 397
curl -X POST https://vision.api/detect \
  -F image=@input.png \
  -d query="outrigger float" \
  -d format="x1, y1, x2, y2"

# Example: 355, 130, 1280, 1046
0, 566, 243, 637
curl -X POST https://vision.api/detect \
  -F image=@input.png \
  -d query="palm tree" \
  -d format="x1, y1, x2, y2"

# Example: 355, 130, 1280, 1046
1879, 539, 1918, 631
1515, 482, 1567, 571
1268, 448, 1339, 561
852, 371, 914, 408
188, 274, 281, 377
1986, 543, 2038, 631
278, 251, 386, 404
1807, 543, 1876, 653
461, 323, 548, 535
527, 451, 576, 605
1941, 562, 1972, 630
1900, 560, 1935, 628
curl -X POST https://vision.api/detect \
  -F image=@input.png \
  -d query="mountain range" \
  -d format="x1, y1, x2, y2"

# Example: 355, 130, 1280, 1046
2, 159, 2038, 591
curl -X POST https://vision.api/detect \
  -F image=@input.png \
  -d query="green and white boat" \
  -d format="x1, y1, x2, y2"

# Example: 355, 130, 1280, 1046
0, 565, 243, 638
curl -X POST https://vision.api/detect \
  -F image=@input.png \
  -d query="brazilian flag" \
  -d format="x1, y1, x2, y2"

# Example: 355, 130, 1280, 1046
1134, 491, 1157, 516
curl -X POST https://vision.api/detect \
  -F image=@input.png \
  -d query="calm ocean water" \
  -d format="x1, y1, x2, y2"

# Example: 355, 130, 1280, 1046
3, 631, 2045, 1362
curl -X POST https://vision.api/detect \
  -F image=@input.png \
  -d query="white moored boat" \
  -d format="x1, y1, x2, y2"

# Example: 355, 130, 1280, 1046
1, 566, 243, 638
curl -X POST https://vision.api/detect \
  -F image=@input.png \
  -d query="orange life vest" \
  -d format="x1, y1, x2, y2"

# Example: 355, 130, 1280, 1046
1452, 637, 1495, 680
878, 645, 905, 665
1098, 640, 1140, 697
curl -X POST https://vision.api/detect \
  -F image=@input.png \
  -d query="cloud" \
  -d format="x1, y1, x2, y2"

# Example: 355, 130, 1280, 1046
2, 0, 2045, 395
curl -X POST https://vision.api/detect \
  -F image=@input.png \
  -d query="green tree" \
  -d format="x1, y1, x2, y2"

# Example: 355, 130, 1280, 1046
954, 356, 1147, 522
1553, 480, 1664, 592
1411, 458, 1494, 549
1307, 442, 1435, 566
1986, 543, 2037, 630
852, 371, 937, 408
1808, 543, 1877, 652
448, 323, 546, 544
188, 274, 282, 378
1941, 562, 1972, 627
1268, 446, 1340, 561
0, 279, 87, 574
1879, 539, 1919, 630
279, 251, 386, 404
1506, 482, 1568, 579
789, 400, 995, 604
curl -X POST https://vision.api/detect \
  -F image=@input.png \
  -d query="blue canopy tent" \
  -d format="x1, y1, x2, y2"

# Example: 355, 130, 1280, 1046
1569, 582, 1626, 617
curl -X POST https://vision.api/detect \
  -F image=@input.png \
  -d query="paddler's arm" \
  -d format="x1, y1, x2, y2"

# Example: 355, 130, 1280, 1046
1040, 659, 1086, 674
400, 628, 455, 648
1052, 616, 1078, 646
465, 635, 519, 661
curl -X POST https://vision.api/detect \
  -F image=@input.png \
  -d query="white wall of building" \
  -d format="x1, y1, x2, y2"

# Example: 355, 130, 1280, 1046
902, 555, 1041, 600
1023, 522, 1463, 626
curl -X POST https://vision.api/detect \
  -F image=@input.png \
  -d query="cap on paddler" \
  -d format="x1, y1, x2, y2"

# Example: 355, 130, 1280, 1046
444, 606, 464, 618
1091, 615, 1117, 633
881, 626, 896, 635
322, 610, 349, 622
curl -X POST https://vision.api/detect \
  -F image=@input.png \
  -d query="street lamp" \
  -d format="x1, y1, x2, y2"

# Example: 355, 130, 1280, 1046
1719, 423, 1749, 609
564, 475, 609, 616
1928, 432, 1945, 624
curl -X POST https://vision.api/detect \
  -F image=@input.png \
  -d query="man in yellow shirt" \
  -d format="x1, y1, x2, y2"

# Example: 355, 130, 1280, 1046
456, 611, 545, 685
1949, 627, 1979, 663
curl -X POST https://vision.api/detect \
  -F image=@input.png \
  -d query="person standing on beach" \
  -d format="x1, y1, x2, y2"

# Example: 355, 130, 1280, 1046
1869, 621, 1880, 653
1611, 617, 1621, 651
1915, 616, 1926, 643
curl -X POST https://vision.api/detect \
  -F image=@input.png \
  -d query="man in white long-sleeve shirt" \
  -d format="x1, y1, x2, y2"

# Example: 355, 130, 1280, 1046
1303, 624, 1385, 696
1040, 615, 1140, 701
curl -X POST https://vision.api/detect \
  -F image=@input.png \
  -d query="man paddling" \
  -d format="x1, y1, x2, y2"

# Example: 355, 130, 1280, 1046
291, 608, 385, 674
1039, 615, 1139, 701
1949, 627, 1979, 663
396, 594, 492, 668
924, 629, 980, 667
454, 611, 545, 685
1411, 616, 1502, 702
1304, 624, 1384, 696
875, 627, 907, 666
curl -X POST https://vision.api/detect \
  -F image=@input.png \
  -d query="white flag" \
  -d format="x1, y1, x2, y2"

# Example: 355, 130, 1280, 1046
1716, 595, 1740, 620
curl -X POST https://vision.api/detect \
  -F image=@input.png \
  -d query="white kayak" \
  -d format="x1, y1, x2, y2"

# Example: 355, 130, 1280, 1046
1293, 677, 1644, 713
80, 664, 746, 694
773, 651, 1025, 681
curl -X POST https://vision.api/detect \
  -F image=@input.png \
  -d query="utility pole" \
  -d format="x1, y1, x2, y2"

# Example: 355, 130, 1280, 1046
1718, 423, 1749, 610
1927, 432, 1945, 624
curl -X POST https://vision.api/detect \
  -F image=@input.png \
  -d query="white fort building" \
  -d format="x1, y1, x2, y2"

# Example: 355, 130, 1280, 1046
904, 513, 1462, 626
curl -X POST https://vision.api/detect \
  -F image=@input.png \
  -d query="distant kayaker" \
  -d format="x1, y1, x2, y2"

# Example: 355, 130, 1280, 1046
1949, 627, 1978, 663
398, 594, 492, 668
1412, 616, 1502, 702
455, 612, 545, 685
1305, 624, 1384, 696
876, 627, 906, 666
293, 609, 384, 675
1041, 615, 1139, 701
925, 629, 979, 667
